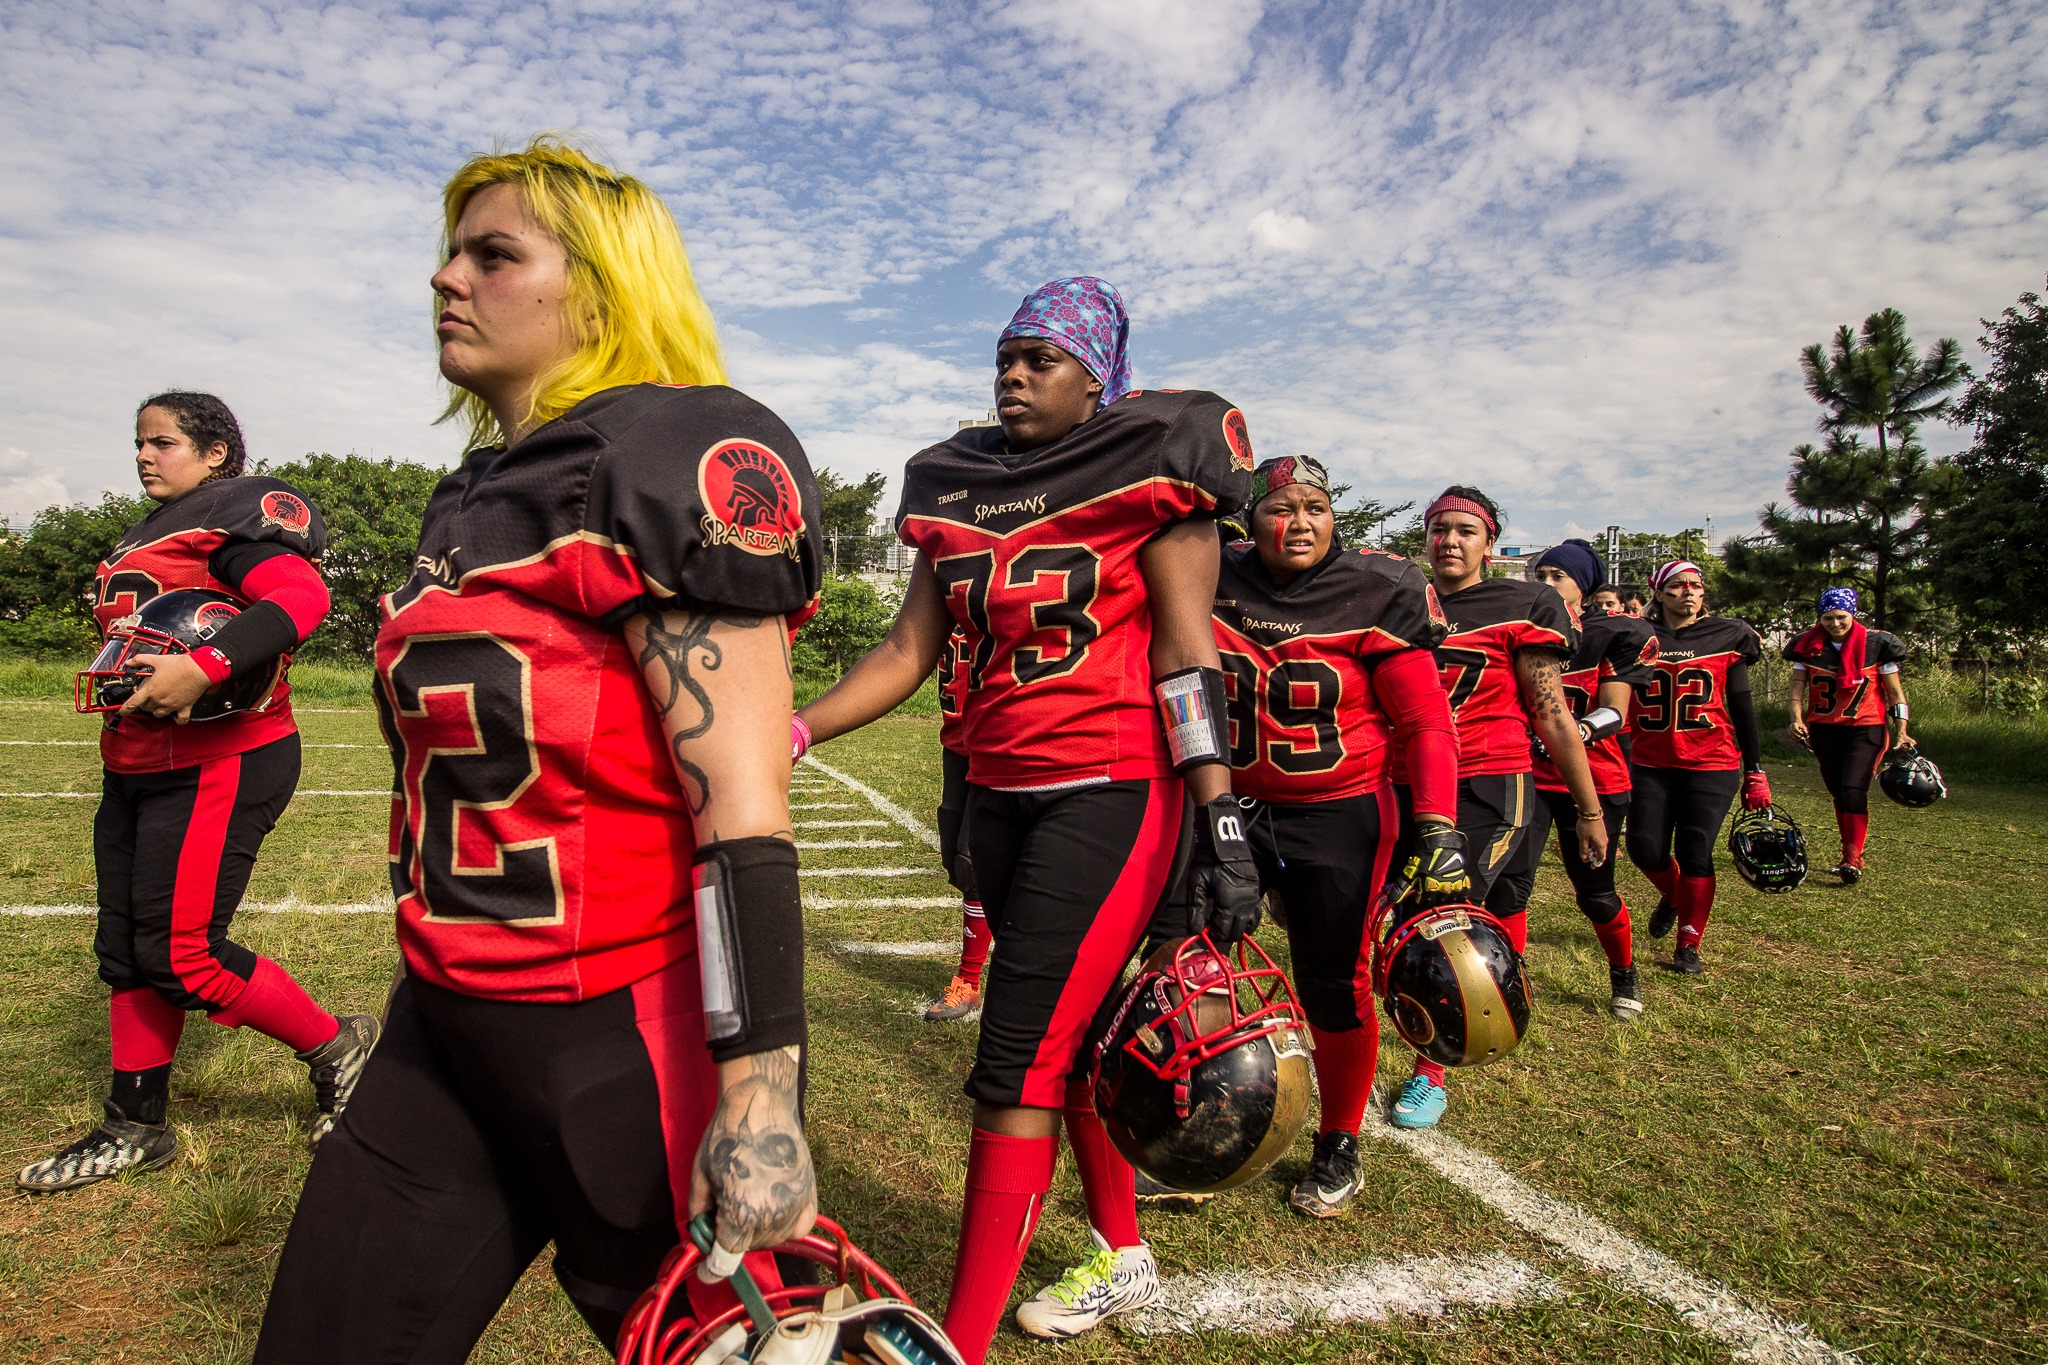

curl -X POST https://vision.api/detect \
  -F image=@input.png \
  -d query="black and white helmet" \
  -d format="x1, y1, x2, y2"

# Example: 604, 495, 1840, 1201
1879, 743, 1947, 808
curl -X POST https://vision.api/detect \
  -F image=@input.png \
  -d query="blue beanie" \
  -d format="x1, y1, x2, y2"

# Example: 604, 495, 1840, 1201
1533, 538, 1605, 597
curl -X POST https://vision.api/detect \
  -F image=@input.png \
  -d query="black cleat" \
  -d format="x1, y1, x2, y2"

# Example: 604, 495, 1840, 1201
1648, 897, 1679, 939
1608, 964, 1644, 1020
1835, 862, 1863, 885
302, 1014, 380, 1148
1667, 944, 1704, 975
1134, 1169, 1216, 1210
16, 1102, 177, 1193
1288, 1130, 1361, 1219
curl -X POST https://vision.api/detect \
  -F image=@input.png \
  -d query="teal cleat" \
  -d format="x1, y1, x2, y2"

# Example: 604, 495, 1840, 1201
1389, 1073, 1447, 1130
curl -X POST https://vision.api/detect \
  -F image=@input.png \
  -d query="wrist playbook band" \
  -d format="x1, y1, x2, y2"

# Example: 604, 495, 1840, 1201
1887, 702, 1909, 720
692, 837, 806, 1063
1578, 706, 1624, 743
1155, 667, 1230, 773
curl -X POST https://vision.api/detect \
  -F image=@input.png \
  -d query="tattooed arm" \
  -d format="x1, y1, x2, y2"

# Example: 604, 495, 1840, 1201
1517, 646, 1609, 868
626, 607, 817, 1260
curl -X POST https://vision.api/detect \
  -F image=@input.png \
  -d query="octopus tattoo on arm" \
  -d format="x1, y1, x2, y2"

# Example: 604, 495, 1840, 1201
634, 609, 766, 813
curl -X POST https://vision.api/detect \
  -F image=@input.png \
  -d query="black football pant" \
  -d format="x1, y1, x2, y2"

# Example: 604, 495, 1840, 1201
1519, 788, 1633, 925
1625, 766, 1740, 880
256, 961, 783, 1362
1458, 772, 1535, 908
937, 746, 978, 900
93, 734, 298, 1011
1810, 724, 1888, 815
1241, 790, 1399, 1033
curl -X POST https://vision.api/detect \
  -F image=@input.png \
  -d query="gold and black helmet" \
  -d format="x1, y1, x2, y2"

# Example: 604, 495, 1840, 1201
1374, 903, 1529, 1068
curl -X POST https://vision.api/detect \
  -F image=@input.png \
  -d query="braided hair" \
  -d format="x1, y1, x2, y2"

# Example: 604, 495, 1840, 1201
138, 391, 246, 483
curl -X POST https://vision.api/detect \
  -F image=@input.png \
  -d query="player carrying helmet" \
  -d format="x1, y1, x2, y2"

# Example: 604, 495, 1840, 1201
1785, 587, 1911, 882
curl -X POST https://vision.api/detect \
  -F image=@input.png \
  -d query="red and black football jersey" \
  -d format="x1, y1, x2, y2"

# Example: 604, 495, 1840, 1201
896, 390, 1251, 789
1213, 544, 1445, 802
374, 384, 823, 1004
92, 477, 327, 774
1426, 578, 1577, 777
1532, 611, 1659, 795
1629, 615, 1762, 770
937, 627, 970, 755
1784, 628, 1906, 726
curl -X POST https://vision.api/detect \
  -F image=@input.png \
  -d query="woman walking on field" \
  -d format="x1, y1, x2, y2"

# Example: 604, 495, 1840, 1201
19, 391, 374, 1193
1785, 587, 1911, 883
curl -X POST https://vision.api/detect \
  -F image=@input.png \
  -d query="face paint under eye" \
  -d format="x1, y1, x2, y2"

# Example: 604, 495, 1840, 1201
1272, 518, 1288, 556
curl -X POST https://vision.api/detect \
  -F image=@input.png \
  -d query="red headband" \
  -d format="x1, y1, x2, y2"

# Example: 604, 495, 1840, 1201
1425, 494, 1498, 538
1649, 559, 1702, 591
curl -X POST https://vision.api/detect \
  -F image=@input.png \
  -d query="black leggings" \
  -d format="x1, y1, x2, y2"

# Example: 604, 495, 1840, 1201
1625, 766, 1740, 880
1526, 788, 1631, 924
1810, 724, 1888, 815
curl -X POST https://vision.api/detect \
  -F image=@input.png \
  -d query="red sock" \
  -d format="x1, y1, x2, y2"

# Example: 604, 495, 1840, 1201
1495, 909, 1528, 954
1310, 1023, 1378, 1136
109, 987, 185, 1071
956, 901, 991, 988
1675, 875, 1715, 949
1837, 811, 1868, 865
1643, 860, 1681, 903
943, 1129, 1057, 1365
1062, 1082, 1140, 1248
1411, 1055, 1446, 1086
210, 958, 338, 1054
1591, 902, 1634, 969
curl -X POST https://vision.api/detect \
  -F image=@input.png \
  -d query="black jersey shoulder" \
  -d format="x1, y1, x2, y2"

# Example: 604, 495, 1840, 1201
1579, 611, 1658, 685
1868, 629, 1909, 665
109, 475, 326, 563
896, 389, 1249, 536
1658, 614, 1760, 664
1217, 543, 1440, 647
1439, 577, 1576, 647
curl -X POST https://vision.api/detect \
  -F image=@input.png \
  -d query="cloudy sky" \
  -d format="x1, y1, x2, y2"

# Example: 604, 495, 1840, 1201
2, 0, 2042, 547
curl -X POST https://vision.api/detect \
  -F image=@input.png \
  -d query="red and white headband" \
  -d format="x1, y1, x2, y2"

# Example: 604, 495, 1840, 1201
1649, 559, 1702, 592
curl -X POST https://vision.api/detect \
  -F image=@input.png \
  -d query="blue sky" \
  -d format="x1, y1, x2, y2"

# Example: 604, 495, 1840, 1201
2, 0, 2042, 547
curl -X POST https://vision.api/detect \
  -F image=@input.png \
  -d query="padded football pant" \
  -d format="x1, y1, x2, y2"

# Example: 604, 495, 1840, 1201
937, 746, 978, 900
1520, 788, 1633, 924
962, 777, 1188, 1108
1810, 723, 1888, 816
256, 959, 784, 1362
1625, 766, 1740, 880
93, 734, 297, 1012
1241, 789, 1400, 1033
1459, 772, 1535, 907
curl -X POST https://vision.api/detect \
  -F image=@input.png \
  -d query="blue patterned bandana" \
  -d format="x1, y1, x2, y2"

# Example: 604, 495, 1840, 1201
1819, 586, 1859, 616
999, 277, 1131, 408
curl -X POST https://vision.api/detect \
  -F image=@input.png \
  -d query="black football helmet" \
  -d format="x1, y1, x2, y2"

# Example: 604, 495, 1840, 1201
617, 1213, 964, 1365
1373, 902, 1529, 1068
1879, 742, 1947, 808
1091, 932, 1313, 1195
75, 589, 283, 720
1727, 804, 1808, 893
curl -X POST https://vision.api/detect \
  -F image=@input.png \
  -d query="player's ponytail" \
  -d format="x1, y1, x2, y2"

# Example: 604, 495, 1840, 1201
436, 136, 728, 451
138, 391, 246, 483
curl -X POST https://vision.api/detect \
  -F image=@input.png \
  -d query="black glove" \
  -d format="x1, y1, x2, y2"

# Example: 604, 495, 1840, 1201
1187, 795, 1261, 944
1399, 819, 1471, 908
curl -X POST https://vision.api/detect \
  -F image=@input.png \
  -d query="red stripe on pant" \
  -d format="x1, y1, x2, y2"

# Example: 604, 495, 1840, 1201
630, 954, 784, 1331
1015, 776, 1183, 1110
1348, 784, 1401, 1027
168, 755, 252, 1010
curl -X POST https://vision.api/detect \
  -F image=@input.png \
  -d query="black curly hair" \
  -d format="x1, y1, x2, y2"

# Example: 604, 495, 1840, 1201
1428, 484, 1504, 536
138, 391, 246, 482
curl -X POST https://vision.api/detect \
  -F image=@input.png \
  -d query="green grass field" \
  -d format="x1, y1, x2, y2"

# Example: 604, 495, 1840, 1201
1, 693, 2044, 1363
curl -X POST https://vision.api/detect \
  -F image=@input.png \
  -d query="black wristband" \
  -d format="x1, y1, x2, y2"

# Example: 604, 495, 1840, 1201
200, 600, 299, 680
692, 836, 807, 1064
1157, 666, 1231, 773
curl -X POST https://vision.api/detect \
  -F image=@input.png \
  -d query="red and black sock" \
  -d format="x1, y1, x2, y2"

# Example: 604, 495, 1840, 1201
1837, 811, 1868, 867
211, 957, 338, 1054
1495, 909, 1529, 954
1310, 1023, 1378, 1136
943, 1129, 1057, 1365
1675, 874, 1715, 950
1592, 900, 1635, 969
957, 901, 991, 989
1063, 1081, 1140, 1248
1411, 1055, 1446, 1087
1643, 860, 1681, 904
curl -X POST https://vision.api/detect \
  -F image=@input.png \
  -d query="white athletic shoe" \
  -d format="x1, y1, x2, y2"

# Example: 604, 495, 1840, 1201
1014, 1230, 1159, 1340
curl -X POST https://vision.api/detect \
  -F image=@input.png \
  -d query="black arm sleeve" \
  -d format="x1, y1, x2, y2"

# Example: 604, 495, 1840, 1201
1726, 661, 1763, 771
200, 601, 300, 679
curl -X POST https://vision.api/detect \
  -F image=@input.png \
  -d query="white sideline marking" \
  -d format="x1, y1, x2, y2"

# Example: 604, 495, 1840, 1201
1366, 1110, 1856, 1363
790, 802, 857, 810
0, 789, 387, 798
831, 939, 957, 957
808, 898, 959, 912
798, 754, 941, 852
795, 820, 889, 829
799, 867, 931, 878
794, 838, 903, 850
1, 901, 388, 917
1129, 1251, 1561, 1336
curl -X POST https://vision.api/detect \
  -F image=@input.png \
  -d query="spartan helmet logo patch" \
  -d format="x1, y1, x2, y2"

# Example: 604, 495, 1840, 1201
260, 490, 312, 535
193, 601, 240, 635
1222, 409, 1254, 471
698, 440, 805, 558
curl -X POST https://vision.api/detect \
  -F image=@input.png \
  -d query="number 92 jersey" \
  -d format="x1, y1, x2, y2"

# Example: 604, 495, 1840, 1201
896, 390, 1251, 789
1212, 544, 1446, 802
1629, 616, 1762, 771
374, 385, 823, 1003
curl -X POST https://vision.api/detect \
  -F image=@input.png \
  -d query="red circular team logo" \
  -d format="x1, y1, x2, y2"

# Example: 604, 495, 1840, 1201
1222, 409, 1253, 471
261, 490, 312, 534
194, 601, 239, 634
698, 440, 805, 559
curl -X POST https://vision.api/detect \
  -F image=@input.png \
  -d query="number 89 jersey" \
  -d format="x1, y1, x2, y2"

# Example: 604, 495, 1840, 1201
374, 385, 822, 1003
1212, 544, 1446, 802
1629, 616, 1762, 771
896, 391, 1251, 789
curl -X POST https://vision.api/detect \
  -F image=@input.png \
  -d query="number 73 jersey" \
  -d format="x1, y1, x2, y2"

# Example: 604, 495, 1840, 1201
1629, 615, 1762, 770
896, 390, 1251, 789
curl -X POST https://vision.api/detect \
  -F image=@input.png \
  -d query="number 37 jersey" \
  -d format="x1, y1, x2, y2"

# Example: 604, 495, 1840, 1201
373, 385, 822, 1003
896, 391, 1252, 790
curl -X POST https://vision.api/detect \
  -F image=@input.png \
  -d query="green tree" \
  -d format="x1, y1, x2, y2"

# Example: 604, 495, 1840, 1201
1927, 280, 2048, 633
791, 574, 897, 680
815, 469, 891, 574
0, 492, 153, 624
1720, 308, 1962, 629
1326, 483, 1413, 549
259, 454, 449, 661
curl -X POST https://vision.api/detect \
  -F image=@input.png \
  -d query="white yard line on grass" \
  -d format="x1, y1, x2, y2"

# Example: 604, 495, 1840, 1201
790, 802, 858, 810
794, 820, 889, 829
799, 867, 931, 878
1365, 1109, 1857, 1364
1129, 1251, 1561, 1336
794, 838, 902, 850
831, 939, 957, 957
809, 897, 960, 912
798, 754, 941, 853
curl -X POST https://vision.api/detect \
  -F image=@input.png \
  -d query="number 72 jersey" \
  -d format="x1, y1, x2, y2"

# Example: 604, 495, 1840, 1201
1628, 615, 1762, 770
